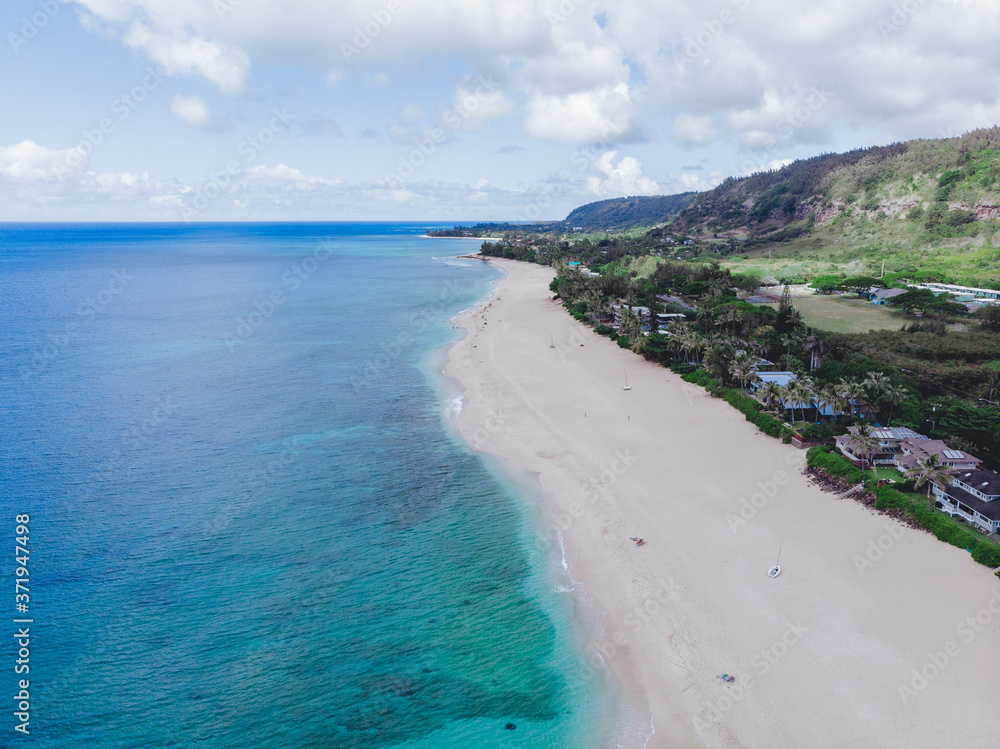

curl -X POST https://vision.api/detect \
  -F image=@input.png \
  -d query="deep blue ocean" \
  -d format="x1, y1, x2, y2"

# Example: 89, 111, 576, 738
0, 224, 603, 748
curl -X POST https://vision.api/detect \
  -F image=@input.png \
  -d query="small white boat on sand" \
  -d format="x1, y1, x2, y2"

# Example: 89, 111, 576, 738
767, 545, 782, 578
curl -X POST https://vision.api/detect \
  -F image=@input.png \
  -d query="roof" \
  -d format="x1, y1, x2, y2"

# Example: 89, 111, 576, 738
873, 288, 908, 300
943, 483, 1000, 522
952, 470, 1000, 498
756, 371, 797, 387
848, 426, 927, 441
899, 438, 981, 466
920, 282, 1000, 297
836, 434, 901, 456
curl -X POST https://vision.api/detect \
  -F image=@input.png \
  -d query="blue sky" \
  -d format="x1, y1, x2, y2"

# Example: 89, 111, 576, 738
2, 0, 999, 221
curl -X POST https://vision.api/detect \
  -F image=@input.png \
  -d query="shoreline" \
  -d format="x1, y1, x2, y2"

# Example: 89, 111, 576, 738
445, 256, 1000, 748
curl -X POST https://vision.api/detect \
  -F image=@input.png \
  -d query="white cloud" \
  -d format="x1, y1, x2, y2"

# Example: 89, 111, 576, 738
525, 83, 634, 142
66, 0, 1000, 149
169, 94, 213, 128
585, 150, 660, 198
121, 21, 249, 95
23, 0, 1000, 219
0, 141, 87, 181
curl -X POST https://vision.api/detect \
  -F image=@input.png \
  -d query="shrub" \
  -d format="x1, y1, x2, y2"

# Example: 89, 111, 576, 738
806, 447, 865, 484
723, 389, 764, 419
799, 422, 840, 442
608, 331, 619, 341
616, 336, 631, 349
594, 324, 614, 336
972, 544, 1000, 568
867, 485, 1000, 568
754, 412, 783, 437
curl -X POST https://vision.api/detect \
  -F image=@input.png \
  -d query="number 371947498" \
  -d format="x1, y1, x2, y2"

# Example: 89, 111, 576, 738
15, 515, 29, 607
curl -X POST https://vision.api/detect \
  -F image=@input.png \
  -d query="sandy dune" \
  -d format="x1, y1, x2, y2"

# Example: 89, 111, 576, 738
446, 258, 1000, 749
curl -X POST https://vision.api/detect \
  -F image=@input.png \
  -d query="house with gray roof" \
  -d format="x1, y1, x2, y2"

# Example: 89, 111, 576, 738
932, 470, 1000, 534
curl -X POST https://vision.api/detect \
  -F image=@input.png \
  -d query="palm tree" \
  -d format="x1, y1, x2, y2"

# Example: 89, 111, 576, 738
864, 372, 889, 400
780, 333, 800, 370
798, 381, 816, 423
690, 333, 708, 366
839, 378, 865, 419
823, 385, 846, 421
852, 423, 880, 471
678, 330, 694, 365
813, 385, 835, 422
731, 352, 758, 395
907, 454, 953, 505
618, 306, 643, 343
882, 383, 908, 426
759, 381, 784, 415
803, 335, 828, 371
783, 380, 810, 424
584, 287, 606, 320
666, 323, 684, 360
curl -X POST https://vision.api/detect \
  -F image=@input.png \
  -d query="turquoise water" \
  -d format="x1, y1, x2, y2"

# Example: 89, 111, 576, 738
0, 224, 603, 747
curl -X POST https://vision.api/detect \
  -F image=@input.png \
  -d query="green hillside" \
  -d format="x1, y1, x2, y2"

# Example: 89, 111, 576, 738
552, 127, 1000, 287
693, 128, 1000, 287
564, 193, 696, 231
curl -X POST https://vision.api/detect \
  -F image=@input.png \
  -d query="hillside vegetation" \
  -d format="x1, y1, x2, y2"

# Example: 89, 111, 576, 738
541, 127, 1000, 287
564, 193, 696, 231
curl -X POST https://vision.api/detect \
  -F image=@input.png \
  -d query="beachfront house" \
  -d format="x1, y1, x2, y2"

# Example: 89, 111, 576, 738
835, 426, 928, 466
894, 439, 983, 475
611, 305, 651, 329
751, 371, 796, 391
655, 312, 688, 332
749, 372, 835, 417
932, 470, 1000, 534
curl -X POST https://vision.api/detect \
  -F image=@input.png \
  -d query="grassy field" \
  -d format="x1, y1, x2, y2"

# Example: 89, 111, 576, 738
865, 466, 907, 483
720, 209, 1000, 290
764, 292, 906, 334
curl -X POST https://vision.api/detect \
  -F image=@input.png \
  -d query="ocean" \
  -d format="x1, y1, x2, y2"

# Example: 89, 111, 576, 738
0, 223, 606, 748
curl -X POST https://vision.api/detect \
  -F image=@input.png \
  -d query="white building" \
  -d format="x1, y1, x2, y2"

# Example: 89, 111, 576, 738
933, 470, 1000, 534
835, 427, 928, 466
918, 282, 1000, 307
611, 305, 651, 328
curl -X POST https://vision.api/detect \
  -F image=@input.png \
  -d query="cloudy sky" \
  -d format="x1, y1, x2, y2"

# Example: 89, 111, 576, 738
2, 0, 999, 221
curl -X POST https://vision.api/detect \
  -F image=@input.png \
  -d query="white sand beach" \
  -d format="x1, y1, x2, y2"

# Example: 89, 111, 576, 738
446, 257, 1000, 749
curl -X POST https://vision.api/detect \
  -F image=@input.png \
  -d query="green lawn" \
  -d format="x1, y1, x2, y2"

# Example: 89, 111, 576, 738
865, 466, 907, 483
765, 293, 906, 334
